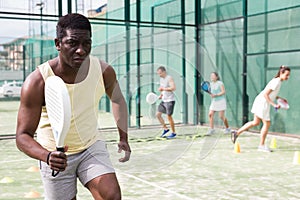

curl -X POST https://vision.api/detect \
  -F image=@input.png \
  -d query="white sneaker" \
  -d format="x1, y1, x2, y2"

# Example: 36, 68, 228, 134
258, 145, 273, 152
224, 128, 231, 134
206, 129, 215, 136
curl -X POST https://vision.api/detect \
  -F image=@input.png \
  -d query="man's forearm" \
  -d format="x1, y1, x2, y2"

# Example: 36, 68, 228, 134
16, 132, 49, 163
112, 98, 128, 140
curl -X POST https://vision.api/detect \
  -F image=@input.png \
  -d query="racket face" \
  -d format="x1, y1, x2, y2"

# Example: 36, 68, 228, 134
146, 92, 158, 104
277, 98, 289, 110
45, 76, 71, 148
201, 81, 211, 93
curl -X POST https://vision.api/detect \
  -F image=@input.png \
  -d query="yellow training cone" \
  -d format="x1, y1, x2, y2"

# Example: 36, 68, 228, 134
234, 142, 241, 153
0, 177, 14, 183
24, 191, 41, 198
270, 138, 277, 149
26, 166, 39, 172
293, 151, 300, 165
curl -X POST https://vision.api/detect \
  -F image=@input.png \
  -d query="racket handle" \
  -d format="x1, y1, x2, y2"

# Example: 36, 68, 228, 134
52, 147, 65, 177
56, 147, 65, 152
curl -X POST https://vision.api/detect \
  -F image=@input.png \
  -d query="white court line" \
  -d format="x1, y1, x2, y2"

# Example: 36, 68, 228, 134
118, 171, 195, 200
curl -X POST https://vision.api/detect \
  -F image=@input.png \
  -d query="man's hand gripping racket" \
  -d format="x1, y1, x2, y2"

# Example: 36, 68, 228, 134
45, 76, 71, 177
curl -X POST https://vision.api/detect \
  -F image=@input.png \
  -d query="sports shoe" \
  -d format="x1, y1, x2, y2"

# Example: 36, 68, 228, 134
224, 128, 231, 134
166, 133, 176, 139
161, 129, 169, 137
258, 145, 273, 152
231, 130, 238, 144
206, 129, 215, 136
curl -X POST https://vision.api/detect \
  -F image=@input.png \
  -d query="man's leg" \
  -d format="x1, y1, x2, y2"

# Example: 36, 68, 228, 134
165, 101, 176, 138
86, 173, 121, 200
157, 102, 169, 137
156, 111, 167, 129
167, 115, 175, 133
39, 155, 78, 200
78, 141, 119, 200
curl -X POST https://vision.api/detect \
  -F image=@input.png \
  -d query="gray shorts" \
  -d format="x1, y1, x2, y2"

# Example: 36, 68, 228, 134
39, 140, 115, 200
158, 101, 175, 115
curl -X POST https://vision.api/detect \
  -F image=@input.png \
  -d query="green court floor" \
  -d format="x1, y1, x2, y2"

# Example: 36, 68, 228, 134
1, 125, 300, 199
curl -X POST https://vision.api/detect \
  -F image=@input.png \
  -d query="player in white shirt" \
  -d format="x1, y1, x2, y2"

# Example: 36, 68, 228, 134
156, 66, 177, 139
231, 65, 291, 152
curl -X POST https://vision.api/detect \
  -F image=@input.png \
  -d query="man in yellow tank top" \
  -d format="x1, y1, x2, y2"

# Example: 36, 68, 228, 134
16, 13, 131, 200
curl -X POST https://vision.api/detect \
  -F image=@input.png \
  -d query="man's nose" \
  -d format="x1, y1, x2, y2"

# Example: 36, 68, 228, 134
76, 44, 86, 55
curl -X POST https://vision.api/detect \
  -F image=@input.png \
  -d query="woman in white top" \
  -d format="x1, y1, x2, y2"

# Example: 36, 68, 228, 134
207, 72, 230, 135
232, 65, 291, 152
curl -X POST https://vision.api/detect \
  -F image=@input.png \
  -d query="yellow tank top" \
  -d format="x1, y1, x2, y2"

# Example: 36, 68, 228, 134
36, 56, 105, 155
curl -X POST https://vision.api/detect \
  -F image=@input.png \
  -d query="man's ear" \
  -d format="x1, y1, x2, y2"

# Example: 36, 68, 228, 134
54, 38, 61, 51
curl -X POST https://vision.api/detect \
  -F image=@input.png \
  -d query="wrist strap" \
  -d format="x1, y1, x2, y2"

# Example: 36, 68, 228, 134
46, 152, 52, 165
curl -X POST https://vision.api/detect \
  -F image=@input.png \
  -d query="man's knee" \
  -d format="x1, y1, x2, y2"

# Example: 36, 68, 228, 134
104, 189, 121, 200
156, 112, 162, 118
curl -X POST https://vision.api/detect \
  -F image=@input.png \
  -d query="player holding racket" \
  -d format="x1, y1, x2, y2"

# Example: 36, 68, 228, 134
156, 66, 177, 139
207, 72, 230, 135
16, 13, 131, 200
231, 65, 291, 152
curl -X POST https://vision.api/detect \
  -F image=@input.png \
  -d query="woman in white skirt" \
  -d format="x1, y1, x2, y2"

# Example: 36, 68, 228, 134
231, 65, 291, 152
207, 72, 230, 135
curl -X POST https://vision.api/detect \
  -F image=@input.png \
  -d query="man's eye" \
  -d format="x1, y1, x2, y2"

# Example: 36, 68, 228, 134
85, 41, 92, 46
68, 41, 77, 46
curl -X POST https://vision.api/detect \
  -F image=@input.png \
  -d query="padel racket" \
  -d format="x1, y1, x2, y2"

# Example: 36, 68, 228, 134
277, 98, 289, 110
146, 92, 159, 104
201, 81, 211, 94
45, 76, 71, 177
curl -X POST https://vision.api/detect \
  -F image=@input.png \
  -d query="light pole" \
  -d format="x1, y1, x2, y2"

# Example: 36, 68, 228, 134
36, 2, 44, 64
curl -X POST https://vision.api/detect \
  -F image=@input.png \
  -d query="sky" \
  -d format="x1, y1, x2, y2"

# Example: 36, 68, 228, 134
0, 0, 107, 43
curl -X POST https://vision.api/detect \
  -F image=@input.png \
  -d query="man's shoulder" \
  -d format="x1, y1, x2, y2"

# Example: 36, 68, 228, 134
89, 55, 110, 71
21, 69, 44, 100
167, 75, 174, 80
25, 69, 43, 83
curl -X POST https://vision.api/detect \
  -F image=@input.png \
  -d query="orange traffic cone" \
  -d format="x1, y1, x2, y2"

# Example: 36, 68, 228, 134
234, 142, 241, 153
24, 190, 41, 198
26, 166, 39, 172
